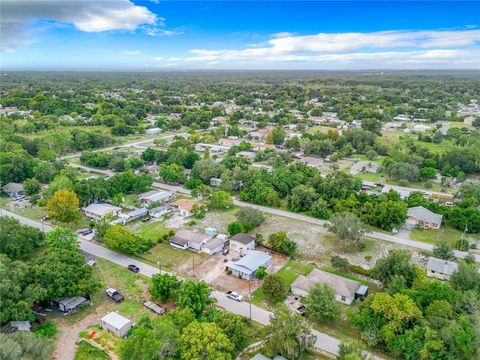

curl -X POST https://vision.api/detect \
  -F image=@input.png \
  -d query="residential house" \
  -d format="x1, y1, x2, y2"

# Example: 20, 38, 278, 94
149, 205, 173, 219
407, 206, 443, 229
0, 321, 32, 334
194, 143, 230, 155
229, 233, 256, 253
291, 269, 368, 305
426, 257, 458, 280
463, 116, 475, 126
2, 182, 24, 198
145, 127, 162, 135
227, 250, 272, 280
202, 237, 225, 255
350, 160, 381, 175
169, 229, 211, 251
236, 151, 255, 160
381, 185, 411, 200
413, 124, 432, 132
101, 312, 132, 338
172, 199, 199, 217
83, 203, 121, 220
123, 207, 149, 222
139, 190, 174, 206
251, 355, 287, 360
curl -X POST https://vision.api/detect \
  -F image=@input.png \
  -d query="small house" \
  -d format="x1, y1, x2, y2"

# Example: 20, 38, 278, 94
83, 203, 121, 220
2, 182, 24, 198
101, 312, 132, 338
426, 257, 458, 280
229, 233, 256, 253
149, 205, 173, 219
291, 269, 368, 305
407, 206, 443, 229
169, 229, 211, 251
227, 250, 272, 280
202, 237, 225, 255
145, 127, 162, 135
236, 151, 255, 160
124, 207, 149, 222
172, 199, 199, 217
138, 190, 174, 206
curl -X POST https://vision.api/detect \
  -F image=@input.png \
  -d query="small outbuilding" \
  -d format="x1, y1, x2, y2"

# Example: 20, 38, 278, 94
101, 312, 132, 338
54, 297, 89, 313
426, 256, 458, 280
2, 182, 24, 198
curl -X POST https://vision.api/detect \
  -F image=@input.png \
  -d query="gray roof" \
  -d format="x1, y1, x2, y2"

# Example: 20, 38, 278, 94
228, 250, 272, 275
291, 269, 363, 299
230, 233, 255, 245
203, 237, 224, 250
408, 206, 443, 225
426, 257, 458, 276
127, 207, 148, 218
56, 296, 88, 309
101, 312, 131, 329
173, 230, 210, 245
2, 182, 23, 193
139, 190, 172, 202
83, 203, 121, 217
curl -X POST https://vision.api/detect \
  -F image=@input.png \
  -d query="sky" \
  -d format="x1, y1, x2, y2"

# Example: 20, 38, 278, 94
1, 0, 480, 70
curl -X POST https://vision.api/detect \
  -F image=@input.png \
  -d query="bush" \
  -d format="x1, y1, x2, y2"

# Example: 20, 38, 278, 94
228, 221, 242, 236
330, 255, 349, 270
263, 274, 286, 303
347, 264, 371, 277
34, 321, 57, 338
255, 266, 267, 279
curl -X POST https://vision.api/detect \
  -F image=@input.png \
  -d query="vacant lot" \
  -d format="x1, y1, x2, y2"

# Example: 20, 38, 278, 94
411, 224, 480, 246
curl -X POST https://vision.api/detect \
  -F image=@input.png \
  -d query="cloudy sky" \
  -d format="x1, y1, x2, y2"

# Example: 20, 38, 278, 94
1, 0, 480, 70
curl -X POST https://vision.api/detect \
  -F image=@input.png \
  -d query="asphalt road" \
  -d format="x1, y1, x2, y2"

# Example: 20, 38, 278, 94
1, 209, 371, 358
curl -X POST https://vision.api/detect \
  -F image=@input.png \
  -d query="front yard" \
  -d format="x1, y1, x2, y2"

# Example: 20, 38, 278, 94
410, 224, 480, 246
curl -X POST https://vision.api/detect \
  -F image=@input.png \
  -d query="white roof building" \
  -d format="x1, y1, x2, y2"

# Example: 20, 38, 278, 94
83, 203, 121, 220
101, 312, 132, 338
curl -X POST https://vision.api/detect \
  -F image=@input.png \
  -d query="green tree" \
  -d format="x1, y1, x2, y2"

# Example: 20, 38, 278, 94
227, 221, 242, 236
180, 322, 234, 360
288, 185, 318, 212
267, 306, 315, 360
159, 163, 185, 184
150, 273, 181, 302
209, 191, 233, 209
372, 249, 417, 287
304, 283, 341, 321
235, 207, 265, 230
45, 227, 78, 251
337, 341, 371, 360
23, 178, 41, 195
192, 158, 223, 183
263, 273, 286, 303
433, 240, 454, 260
330, 212, 366, 251
104, 225, 152, 255
0, 332, 53, 360
450, 261, 480, 293
213, 312, 249, 351
267, 231, 297, 257
47, 189, 80, 223
94, 214, 113, 241
255, 266, 267, 279
175, 280, 213, 317
0, 216, 44, 260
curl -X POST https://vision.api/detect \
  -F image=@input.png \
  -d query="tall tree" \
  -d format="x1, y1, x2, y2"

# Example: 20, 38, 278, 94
47, 189, 80, 223
180, 322, 234, 360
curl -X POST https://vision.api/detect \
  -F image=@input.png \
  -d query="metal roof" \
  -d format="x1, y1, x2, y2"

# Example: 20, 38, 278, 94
426, 257, 458, 275
228, 250, 271, 275
101, 312, 131, 329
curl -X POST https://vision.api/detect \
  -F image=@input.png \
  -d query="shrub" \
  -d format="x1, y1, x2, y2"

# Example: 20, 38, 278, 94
255, 266, 267, 279
34, 321, 57, 338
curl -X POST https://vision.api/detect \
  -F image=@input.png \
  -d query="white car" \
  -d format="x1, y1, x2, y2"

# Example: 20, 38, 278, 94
227, 291, 243, 302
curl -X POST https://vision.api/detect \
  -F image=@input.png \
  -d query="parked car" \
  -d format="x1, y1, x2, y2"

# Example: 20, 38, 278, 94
445, 201, 454, 206
106, 288, 124, 303
141, 217, 151, 223
79, 228, 93, 236
128, 264, 140, 273
86, 260, 96, 267
222, 249, 229, 256
227, 291, 243, 302
296, 305, 306, 316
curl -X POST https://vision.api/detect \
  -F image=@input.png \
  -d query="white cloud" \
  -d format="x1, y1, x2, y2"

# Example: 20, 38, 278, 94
179, 29, 480, 68
121, 50, 140, 56
1, 0, 158, 52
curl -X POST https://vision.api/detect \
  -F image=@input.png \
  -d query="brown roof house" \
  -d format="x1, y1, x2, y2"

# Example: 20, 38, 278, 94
172, 199, 199, 217
229, 233, 256, 254
291, 269, 368, 305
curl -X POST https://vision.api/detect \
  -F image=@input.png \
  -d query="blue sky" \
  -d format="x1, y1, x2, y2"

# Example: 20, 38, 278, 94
1, 1, 480, 70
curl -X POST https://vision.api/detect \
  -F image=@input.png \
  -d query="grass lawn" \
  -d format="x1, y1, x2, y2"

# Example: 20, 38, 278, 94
356, 172, 383, 182
411, 224, 480, 246
74, 341, 109, 360
137, 220, 169, 242
252, 260, 315, 306
122, 194, 141, 207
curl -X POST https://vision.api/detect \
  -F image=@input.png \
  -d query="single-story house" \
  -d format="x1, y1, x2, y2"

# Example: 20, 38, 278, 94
149, 205, 173, 219
251, 355, 287, 360
2, 182, 24, 197
145, 127, 162, 135
350, 160, 381, 175
407, 206, 443, 229
139, 190, 174, 205
101, 312, 132, 338
194, 143, 230, 155
229, 233, 256, 253
227, 250, 272, 280
169, 229, 211, 251
54, 297, 89, 313
172, 199, 199, 217
381, 185, 411, 200
83, 203, 121, 220
426, 256, 458, 280
202, 237, 225, 255
236, 151, 255, 160
413, 124, 432, 132
210, 177, 223, 187
291, 269, 368, 305
124, 207, 149, 222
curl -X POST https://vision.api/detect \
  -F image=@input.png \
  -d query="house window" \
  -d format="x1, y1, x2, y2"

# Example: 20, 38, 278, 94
341, 296, 346, 302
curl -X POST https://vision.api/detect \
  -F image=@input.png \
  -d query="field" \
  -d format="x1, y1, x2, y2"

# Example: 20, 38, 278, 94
74, 341, 109, 360
411, 224, 480, 246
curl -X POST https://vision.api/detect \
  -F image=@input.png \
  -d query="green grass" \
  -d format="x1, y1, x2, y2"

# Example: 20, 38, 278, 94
321, 267, 369, 286
355, 172, 383, 182
122, 194, 141, 207
137, 220, 169, 242
410, 224, 480, 246
74, 341, 109, 360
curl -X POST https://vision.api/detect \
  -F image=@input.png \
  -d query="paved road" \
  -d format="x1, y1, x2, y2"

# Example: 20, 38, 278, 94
1, 209, 368, 358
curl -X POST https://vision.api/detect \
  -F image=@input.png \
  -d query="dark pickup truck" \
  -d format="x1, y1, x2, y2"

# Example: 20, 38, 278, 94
106, 288, 124, 303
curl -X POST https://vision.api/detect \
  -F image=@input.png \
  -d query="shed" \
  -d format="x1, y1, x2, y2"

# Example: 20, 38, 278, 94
101, 312, 132, 338
54, 297, 89, 313
2, 182, 24, 197
205, 227, 218, 237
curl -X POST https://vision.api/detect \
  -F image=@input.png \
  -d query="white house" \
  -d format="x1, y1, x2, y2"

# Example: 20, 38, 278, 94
236, 151, 255, 160
101, 312, 132, 338
149, 205, 173, 219
227, 250, 272, 280
83, 203, 121, 220
426, 257, 458, 280
169, 229, 211, 251
350, 161, 381, 175
291, 269, 368, 305
138, 190, 174, 206
145, 127, 162, 135
202, 237, 225, 255
229, 233, 256, 253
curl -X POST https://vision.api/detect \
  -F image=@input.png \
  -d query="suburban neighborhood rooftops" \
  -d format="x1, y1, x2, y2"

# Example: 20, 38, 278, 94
291, 268, 363, 299
230, 233, 255, 245
83, 203, 121, 216
172, 199, 198, 212
101, 312, 131, 329
139, 190, 172, 202
427, 257, 458, 276
408, 206, 443, 225
2, 182, 23, 193
203, 237, 224, 250
228, 250, 272, 275
172, 229, 210, 245
126, 207, 148, 218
